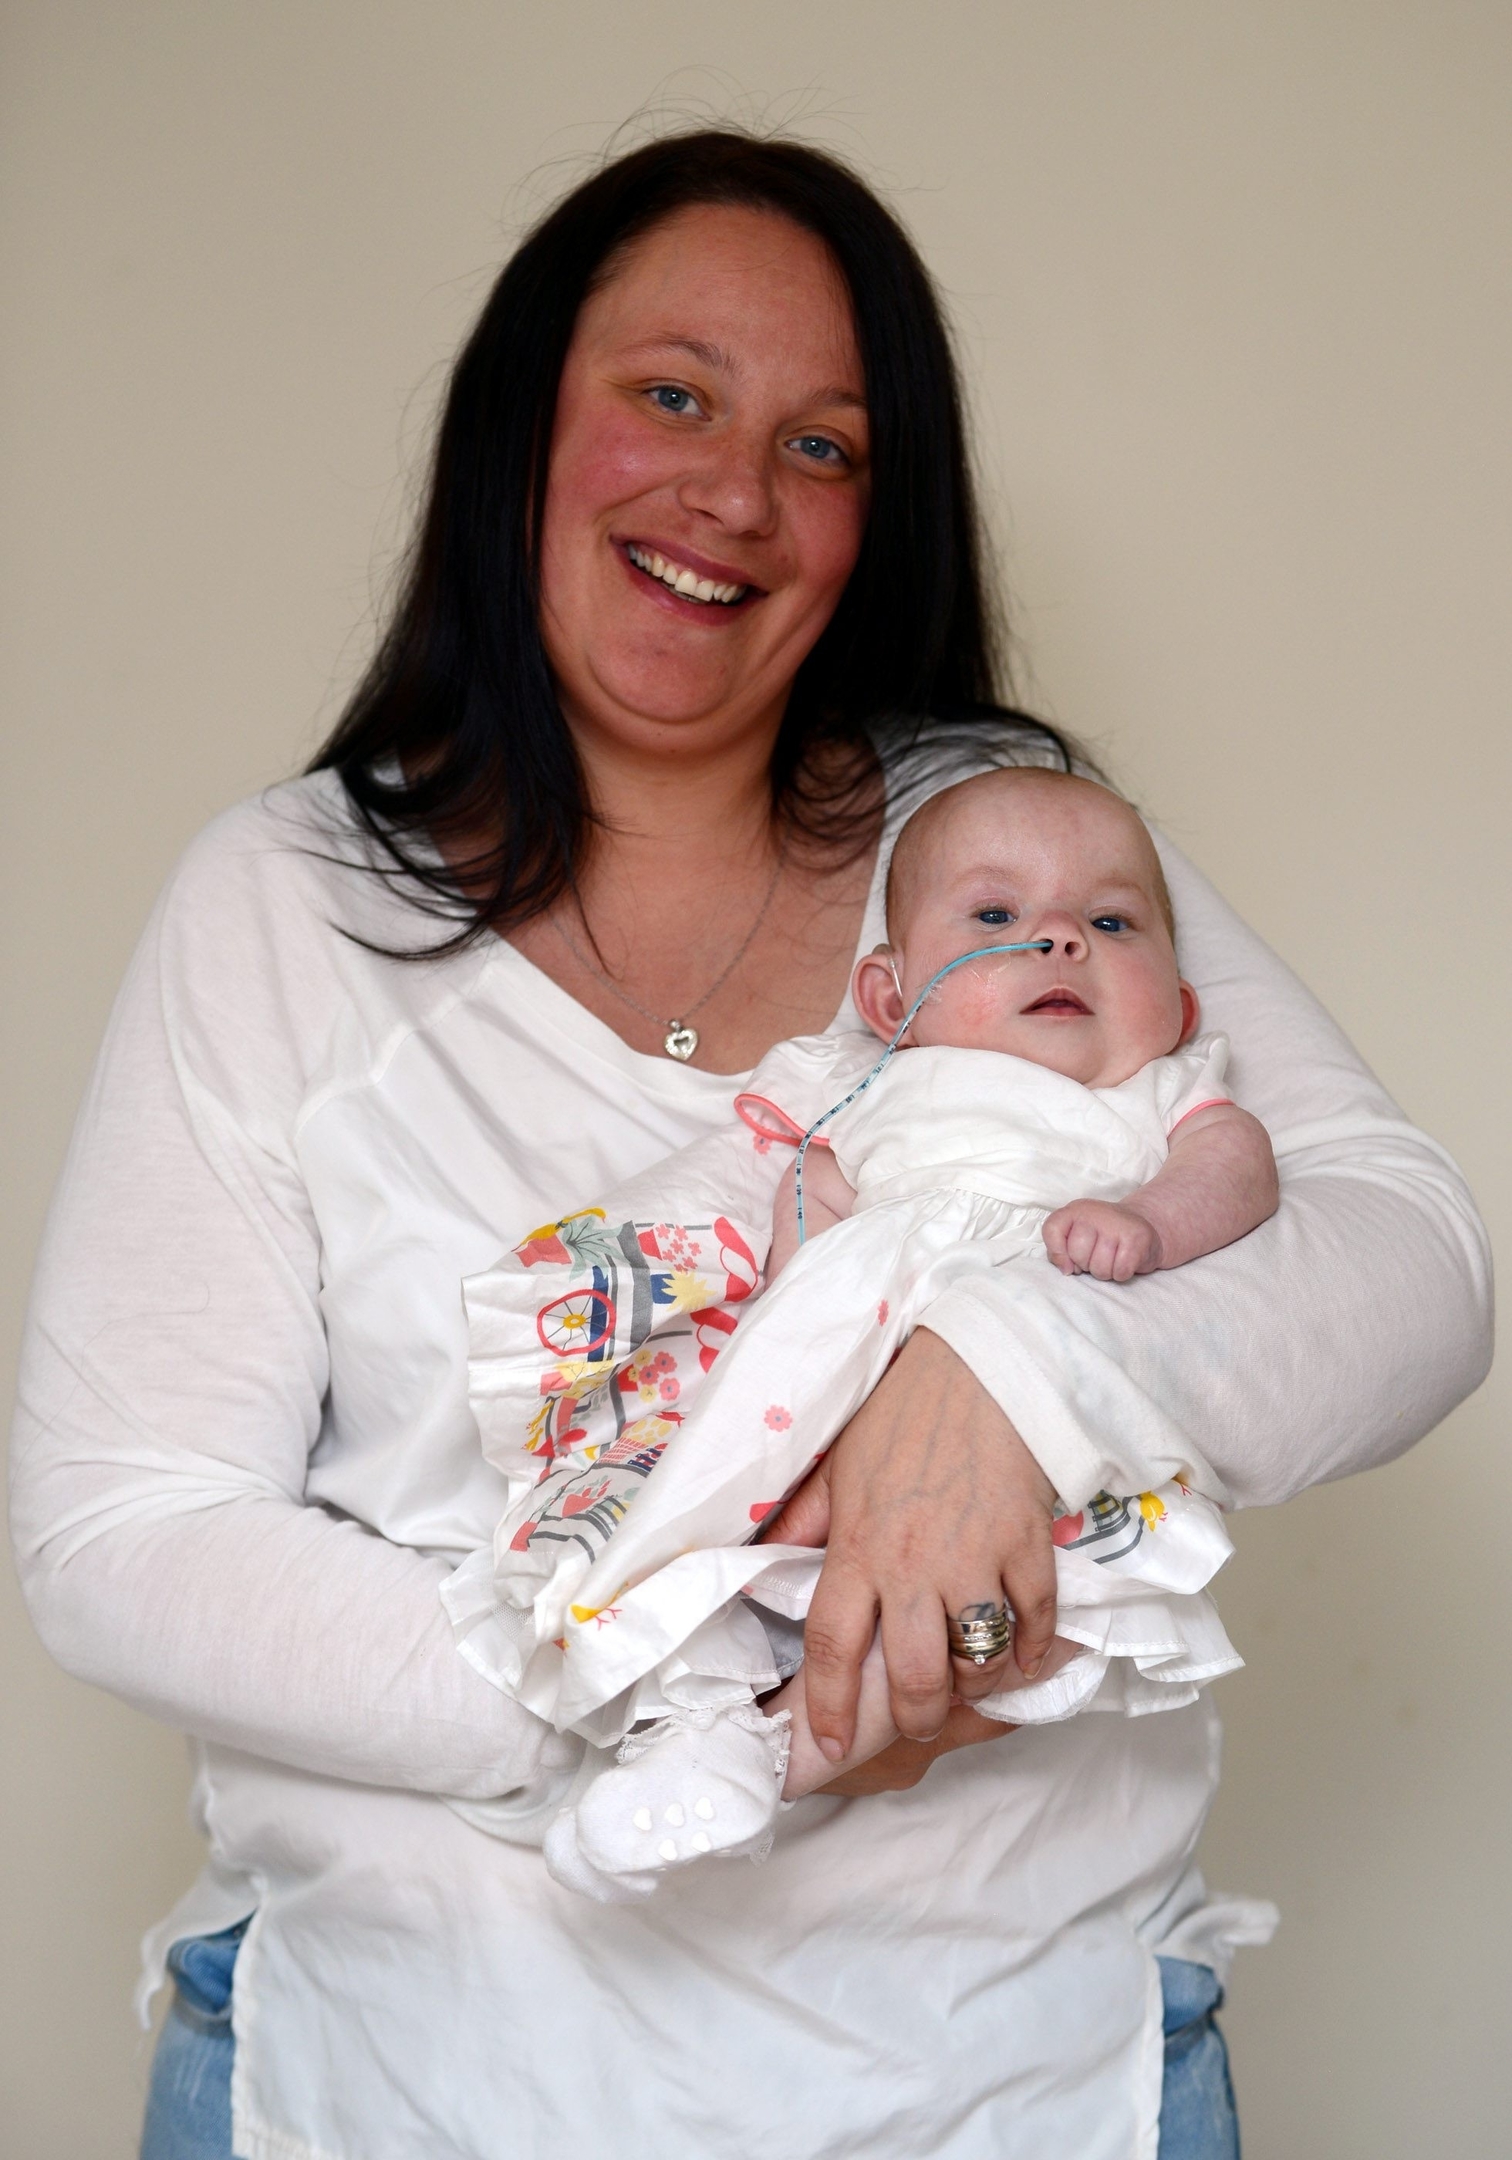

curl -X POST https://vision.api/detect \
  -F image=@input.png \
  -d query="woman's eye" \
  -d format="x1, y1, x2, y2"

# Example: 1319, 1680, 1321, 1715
788, 433, 846, 467
975, 908, 1015, 926
1091, 914, 1129, 935
649, 385, 701, 416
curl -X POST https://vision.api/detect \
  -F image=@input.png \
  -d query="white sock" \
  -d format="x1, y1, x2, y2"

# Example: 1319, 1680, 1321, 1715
541, 1811, 662, 1905
545, 1706, 790, 1899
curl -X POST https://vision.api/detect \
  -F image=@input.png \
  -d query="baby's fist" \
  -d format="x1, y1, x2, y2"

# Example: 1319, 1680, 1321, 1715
1043, 1201, 1162, 1282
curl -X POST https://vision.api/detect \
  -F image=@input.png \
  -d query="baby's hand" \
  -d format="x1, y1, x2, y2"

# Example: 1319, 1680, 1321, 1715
1043, 1201, 1162, 1282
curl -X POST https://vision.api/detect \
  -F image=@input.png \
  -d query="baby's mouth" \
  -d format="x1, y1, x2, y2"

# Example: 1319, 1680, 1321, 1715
1022, 989, 1092, 1016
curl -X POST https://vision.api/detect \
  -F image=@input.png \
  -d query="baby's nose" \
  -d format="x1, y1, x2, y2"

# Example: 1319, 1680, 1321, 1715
1034, 914, 1088, 959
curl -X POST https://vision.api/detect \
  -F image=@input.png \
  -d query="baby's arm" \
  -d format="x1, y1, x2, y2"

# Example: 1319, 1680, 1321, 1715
766, 1148, 859, 1282
1043, 1102, 1279, 1282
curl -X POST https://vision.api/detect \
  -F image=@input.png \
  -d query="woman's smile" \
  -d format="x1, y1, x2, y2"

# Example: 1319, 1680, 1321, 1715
619, 538, 760, 611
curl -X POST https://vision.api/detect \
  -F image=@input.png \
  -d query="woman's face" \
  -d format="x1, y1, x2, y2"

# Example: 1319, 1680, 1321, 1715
537, 202, 871, 764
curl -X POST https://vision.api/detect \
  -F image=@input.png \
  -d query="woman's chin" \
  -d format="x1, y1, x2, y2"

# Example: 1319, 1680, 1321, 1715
566, 661, 776, 746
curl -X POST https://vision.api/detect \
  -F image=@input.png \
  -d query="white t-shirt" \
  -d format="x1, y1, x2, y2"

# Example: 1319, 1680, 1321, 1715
10, 770, 1490, 2160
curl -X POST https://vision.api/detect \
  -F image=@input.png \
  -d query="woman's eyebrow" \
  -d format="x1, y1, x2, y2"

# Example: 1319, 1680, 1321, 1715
621, 335, 866, 410
628, 334, 729, 371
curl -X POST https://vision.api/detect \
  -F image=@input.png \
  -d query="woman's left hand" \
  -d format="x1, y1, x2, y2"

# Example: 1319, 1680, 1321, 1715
763, 1328, 1060, 1760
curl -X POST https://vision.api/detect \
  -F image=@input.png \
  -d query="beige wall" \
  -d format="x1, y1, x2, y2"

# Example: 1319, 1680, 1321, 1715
3, 4, 1506, 2153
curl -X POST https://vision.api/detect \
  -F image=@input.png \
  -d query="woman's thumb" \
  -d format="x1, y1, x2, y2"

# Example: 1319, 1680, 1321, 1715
758, 1456, 832, 1547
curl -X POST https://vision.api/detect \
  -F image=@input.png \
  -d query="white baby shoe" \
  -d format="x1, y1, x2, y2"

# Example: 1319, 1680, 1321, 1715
542, 1705, 791, 1904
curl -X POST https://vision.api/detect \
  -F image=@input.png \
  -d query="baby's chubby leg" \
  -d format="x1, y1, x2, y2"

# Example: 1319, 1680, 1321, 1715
773, 1634, 898, 1796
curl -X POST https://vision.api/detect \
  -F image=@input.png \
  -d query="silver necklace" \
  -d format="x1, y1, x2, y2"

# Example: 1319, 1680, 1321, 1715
553, 835, 789, 1062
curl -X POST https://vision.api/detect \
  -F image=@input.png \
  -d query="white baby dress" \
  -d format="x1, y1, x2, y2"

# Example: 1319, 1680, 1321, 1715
444, 1030, 1243, 1892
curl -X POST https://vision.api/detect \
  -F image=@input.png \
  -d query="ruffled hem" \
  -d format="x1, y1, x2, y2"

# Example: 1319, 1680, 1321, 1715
976, 1585, 1240, 1724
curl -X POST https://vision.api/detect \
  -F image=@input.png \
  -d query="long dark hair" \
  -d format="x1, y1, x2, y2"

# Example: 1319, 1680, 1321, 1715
310, 128, 1075, 950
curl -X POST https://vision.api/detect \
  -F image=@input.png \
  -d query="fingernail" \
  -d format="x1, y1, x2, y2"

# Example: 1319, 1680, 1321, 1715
1021, 1655, 1045, 1679
817, 1736, 845, 1762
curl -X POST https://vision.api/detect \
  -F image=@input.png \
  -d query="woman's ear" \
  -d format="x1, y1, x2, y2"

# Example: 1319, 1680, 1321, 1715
852, 945, 907, 1044
1177, 980, 1201, 1046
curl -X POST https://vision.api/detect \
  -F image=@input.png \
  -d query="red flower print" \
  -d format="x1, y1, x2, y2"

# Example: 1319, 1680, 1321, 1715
651, 1350, 676, 1375
763, 1405, 793, 1432
877, 1299, 890, 1327
562, 1480, 611, 1517
659, 1378, 680, 1403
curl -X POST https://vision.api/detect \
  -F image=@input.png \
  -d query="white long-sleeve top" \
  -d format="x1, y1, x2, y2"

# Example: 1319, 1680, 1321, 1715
9, 770, 1490, 2160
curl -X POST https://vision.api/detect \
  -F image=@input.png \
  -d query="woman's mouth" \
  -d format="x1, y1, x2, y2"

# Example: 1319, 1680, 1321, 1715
624, 541, 754, 608
1023, 990, 1092, 1016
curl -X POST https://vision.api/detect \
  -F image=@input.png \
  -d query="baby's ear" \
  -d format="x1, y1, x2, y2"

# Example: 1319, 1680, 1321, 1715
852, 945, 907, 1044
1177, 981, 1201, 1046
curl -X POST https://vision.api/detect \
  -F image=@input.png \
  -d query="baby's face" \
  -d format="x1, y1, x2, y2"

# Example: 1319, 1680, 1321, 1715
855, 772, 1196, 1088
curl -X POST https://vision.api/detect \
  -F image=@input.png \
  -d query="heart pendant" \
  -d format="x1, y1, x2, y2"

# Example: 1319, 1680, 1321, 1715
663, 1022, 699, 1062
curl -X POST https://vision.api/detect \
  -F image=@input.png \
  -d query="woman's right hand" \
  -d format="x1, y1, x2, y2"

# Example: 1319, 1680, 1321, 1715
818, 1703, 1017, 1795
764, 1328, 1061, 1755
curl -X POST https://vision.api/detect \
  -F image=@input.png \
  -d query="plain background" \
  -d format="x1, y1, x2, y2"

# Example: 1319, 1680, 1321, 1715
2, 4, 1506, 2154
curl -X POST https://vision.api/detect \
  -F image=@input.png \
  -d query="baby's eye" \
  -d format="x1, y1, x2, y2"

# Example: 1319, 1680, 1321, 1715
649, 385, 702, 417
1091, 914, 1131, 935
975, 907, 1016, 926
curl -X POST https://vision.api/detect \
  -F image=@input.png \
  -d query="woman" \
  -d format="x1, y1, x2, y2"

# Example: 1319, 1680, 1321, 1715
11, 132, 1489, 2160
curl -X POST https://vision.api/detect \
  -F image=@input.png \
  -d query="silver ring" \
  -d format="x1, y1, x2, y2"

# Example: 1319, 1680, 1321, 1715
946, 1602, 1014, 1666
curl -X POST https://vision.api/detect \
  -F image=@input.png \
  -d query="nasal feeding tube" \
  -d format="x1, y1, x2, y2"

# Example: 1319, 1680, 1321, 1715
792, 940, 1055, 1244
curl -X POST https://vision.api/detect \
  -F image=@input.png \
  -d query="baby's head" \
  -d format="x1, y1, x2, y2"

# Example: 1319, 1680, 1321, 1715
854, 769, 1197, 1088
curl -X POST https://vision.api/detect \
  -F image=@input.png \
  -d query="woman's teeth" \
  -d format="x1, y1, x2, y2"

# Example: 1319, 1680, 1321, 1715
627, 544, 748, 606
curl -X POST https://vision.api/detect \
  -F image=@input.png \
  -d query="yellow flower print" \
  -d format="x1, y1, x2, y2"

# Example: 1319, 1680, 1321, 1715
662, 1267, 712, 1314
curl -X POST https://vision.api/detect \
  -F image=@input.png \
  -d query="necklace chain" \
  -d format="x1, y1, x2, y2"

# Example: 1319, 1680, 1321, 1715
552, 833, 790, 1060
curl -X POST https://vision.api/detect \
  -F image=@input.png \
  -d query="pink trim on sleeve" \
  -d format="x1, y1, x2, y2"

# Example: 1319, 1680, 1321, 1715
1167, 1097, 1234, 1137
732, 1092, 832, 1148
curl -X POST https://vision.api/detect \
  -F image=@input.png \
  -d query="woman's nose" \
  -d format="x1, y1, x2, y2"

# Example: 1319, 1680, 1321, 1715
678, 428, 779, 536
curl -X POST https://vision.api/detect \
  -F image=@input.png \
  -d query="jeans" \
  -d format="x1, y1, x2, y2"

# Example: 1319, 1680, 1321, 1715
140, 1927, 1238, 2158
140, 1922, 247, 2160
1156, 1955, 1241, 2160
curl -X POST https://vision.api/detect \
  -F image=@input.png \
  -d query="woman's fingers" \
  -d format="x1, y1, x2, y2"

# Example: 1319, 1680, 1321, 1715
948, 1637, 1019, 1700
802, 1328, 1061, 1758
757, 1453, 831, 1546
799, 1556, 881, 1760
998, 1518, 1060, 1678
877, 1590, 956, 1741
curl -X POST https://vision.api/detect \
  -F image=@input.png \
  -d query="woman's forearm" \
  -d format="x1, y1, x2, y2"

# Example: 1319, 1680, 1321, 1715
926, 1136, 1490, 1510
11, 1469, 556, 1799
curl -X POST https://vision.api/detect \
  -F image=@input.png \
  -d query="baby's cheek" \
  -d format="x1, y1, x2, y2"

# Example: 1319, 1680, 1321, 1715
950, 976, 1007, 1031
919, 977, 1016, 1051
1115, 964, 1188, 1064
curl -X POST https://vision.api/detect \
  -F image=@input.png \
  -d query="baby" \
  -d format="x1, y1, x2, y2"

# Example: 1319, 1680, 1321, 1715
449, 770, 1278, 1901
771, 767, 1275, 1281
